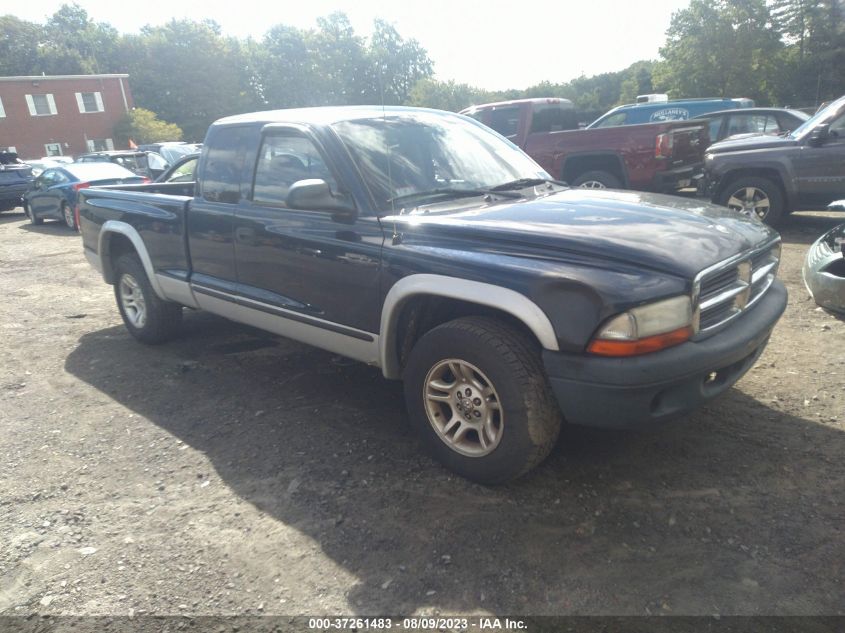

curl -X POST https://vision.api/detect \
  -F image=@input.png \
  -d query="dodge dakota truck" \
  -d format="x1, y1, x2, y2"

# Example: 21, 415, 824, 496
460, 98, 709, 192
78, 106, 787, 484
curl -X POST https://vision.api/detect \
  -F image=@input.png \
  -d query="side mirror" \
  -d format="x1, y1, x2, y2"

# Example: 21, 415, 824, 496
808, 123, 830, 146
287, 179, 356, 220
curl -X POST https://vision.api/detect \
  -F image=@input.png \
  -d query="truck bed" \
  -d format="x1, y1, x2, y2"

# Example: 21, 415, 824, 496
78, 182, 195, 278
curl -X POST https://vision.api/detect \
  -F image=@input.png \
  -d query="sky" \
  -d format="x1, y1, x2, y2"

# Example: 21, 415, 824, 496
5, 0, 692, 90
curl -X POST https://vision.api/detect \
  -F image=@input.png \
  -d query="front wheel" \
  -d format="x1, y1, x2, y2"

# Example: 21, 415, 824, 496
113, 253, 183, 344
403, 316, 562, 484
716, 176, 785, 226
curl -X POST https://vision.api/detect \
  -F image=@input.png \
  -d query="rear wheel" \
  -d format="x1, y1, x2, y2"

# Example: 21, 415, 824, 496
716, 176, 785, 226
61, 202, 77, 231
113, 253, 183, 344
403, 316, 562, 484
571, 170, 622, 189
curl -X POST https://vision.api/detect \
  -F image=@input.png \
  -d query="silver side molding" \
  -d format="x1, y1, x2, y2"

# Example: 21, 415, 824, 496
379, 274, 559, 379
194, 291, 380, 365
156, 275, 199, 309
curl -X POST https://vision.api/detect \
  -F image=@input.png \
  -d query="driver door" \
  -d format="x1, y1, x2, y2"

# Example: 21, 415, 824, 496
233, 128, 384, 334
794, 109, 845, 207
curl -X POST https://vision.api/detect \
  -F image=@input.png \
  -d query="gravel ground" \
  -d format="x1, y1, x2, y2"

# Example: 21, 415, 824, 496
0, 207, 843, 619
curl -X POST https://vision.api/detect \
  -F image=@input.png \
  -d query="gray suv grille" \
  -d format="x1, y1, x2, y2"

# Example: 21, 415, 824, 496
693, 239, 781, 337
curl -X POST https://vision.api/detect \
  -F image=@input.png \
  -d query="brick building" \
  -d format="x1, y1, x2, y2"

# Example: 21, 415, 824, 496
0, 74, 134, 160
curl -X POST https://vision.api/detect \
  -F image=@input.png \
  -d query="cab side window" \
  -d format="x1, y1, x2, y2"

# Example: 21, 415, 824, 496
252, 134, 336, 207
202, 126, 248, 204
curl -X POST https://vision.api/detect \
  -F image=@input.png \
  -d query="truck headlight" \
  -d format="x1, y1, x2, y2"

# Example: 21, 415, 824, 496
587, 295, 693, 356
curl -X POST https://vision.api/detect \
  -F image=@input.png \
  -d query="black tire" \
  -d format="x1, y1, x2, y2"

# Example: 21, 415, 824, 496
61, 202, 77, 231
403, 316, 562, 484
24, 202, 43, 225
715, 176, 785, 226
571, 170, 622, 189
113, 253, 183, 344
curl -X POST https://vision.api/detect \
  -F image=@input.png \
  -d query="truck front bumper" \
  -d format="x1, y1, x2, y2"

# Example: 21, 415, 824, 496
542, 280, 787, 429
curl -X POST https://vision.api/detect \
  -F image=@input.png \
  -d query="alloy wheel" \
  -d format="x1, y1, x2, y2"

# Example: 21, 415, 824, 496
423, 358, 504, 457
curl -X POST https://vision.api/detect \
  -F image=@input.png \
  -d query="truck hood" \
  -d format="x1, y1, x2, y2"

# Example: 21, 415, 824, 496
387, 188, 778, 279
707, 134, 797, 154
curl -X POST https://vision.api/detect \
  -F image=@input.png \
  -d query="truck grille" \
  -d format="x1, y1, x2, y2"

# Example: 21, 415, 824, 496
693, 239, 781, 336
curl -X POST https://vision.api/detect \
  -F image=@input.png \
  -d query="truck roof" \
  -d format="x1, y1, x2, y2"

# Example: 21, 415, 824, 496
459, 98, 573, 115
214, 105, 470, 128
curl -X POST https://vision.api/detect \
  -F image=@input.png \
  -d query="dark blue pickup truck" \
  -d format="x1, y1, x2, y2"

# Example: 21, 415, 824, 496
78, 106, 787, 483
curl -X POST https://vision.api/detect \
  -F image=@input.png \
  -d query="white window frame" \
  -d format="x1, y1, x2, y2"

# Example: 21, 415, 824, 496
44, 143, 63, 157
0, 97, 5, 118
86, 138, 115, 152
75, 91, 104, 114
26, 94, 58, 116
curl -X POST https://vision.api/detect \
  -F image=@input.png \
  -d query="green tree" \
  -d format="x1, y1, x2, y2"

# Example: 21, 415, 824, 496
405, 78, 496, 111
0, 16, 42, 75
770, 0, 844, 105
365, 19, 433, 105
39, 4, 120, 75
656, 0, 783, 104
256, 24, 316, 108
117, 20, 260, 140
114, 108, 183, 145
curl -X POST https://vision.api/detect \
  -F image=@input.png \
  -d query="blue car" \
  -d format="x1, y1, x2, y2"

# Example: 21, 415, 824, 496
589, 97, 755, 128
24, 163, 146, 230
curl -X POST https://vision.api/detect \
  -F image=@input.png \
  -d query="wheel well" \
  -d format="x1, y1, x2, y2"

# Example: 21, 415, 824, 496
716, 169, 787, 203
562, 155, 625, 185
102, 233, 137, 284
394, 295, 541, 374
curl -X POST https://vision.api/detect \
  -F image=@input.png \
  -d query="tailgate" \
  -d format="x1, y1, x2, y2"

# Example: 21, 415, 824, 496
667, 121, 707, 167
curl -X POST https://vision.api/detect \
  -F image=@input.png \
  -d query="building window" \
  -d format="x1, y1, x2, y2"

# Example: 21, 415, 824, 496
76, 92, 104, 113
44, 143, 63, 157
6, 146, 17, 153
26, 94, 58, 116
86, 138, 114, 151
0, 97, 5, 118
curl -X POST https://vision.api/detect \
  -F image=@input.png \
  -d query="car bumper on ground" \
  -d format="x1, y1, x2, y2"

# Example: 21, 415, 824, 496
542, 280, 788, 429
652, 163, 703, 193
803, 223, 845, 314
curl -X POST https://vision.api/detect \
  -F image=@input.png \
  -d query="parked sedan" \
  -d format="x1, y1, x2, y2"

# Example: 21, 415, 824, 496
694, 107, 809, 144
23, 163, 146, 230
803, 200, 845, 313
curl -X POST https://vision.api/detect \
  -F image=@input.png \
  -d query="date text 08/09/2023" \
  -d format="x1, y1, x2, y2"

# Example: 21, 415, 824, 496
307, 617, 528, 630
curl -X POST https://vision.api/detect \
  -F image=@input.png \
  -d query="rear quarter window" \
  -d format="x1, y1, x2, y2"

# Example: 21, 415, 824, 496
201, 126, 249, 204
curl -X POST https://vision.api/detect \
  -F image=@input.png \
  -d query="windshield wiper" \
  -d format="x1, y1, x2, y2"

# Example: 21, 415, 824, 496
490, 177, 568, 191
388, 187, 521, 206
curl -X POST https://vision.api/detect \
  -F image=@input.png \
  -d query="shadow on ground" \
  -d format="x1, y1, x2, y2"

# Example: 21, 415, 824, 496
64, 311, 845, 615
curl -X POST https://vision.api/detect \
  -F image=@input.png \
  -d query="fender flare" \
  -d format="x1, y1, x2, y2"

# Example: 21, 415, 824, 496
98, 220, 166, 299
379, 274, 559, 379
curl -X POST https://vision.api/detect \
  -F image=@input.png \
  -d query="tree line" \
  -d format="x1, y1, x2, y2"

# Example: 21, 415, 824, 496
1, 0, 842, 141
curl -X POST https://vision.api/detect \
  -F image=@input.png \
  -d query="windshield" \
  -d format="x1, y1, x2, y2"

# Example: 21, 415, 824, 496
331, 112, 548, 213
789, 98, 845, 139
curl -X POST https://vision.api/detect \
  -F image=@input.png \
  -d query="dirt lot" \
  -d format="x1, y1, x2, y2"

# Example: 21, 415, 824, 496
1, 207, 843, 619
